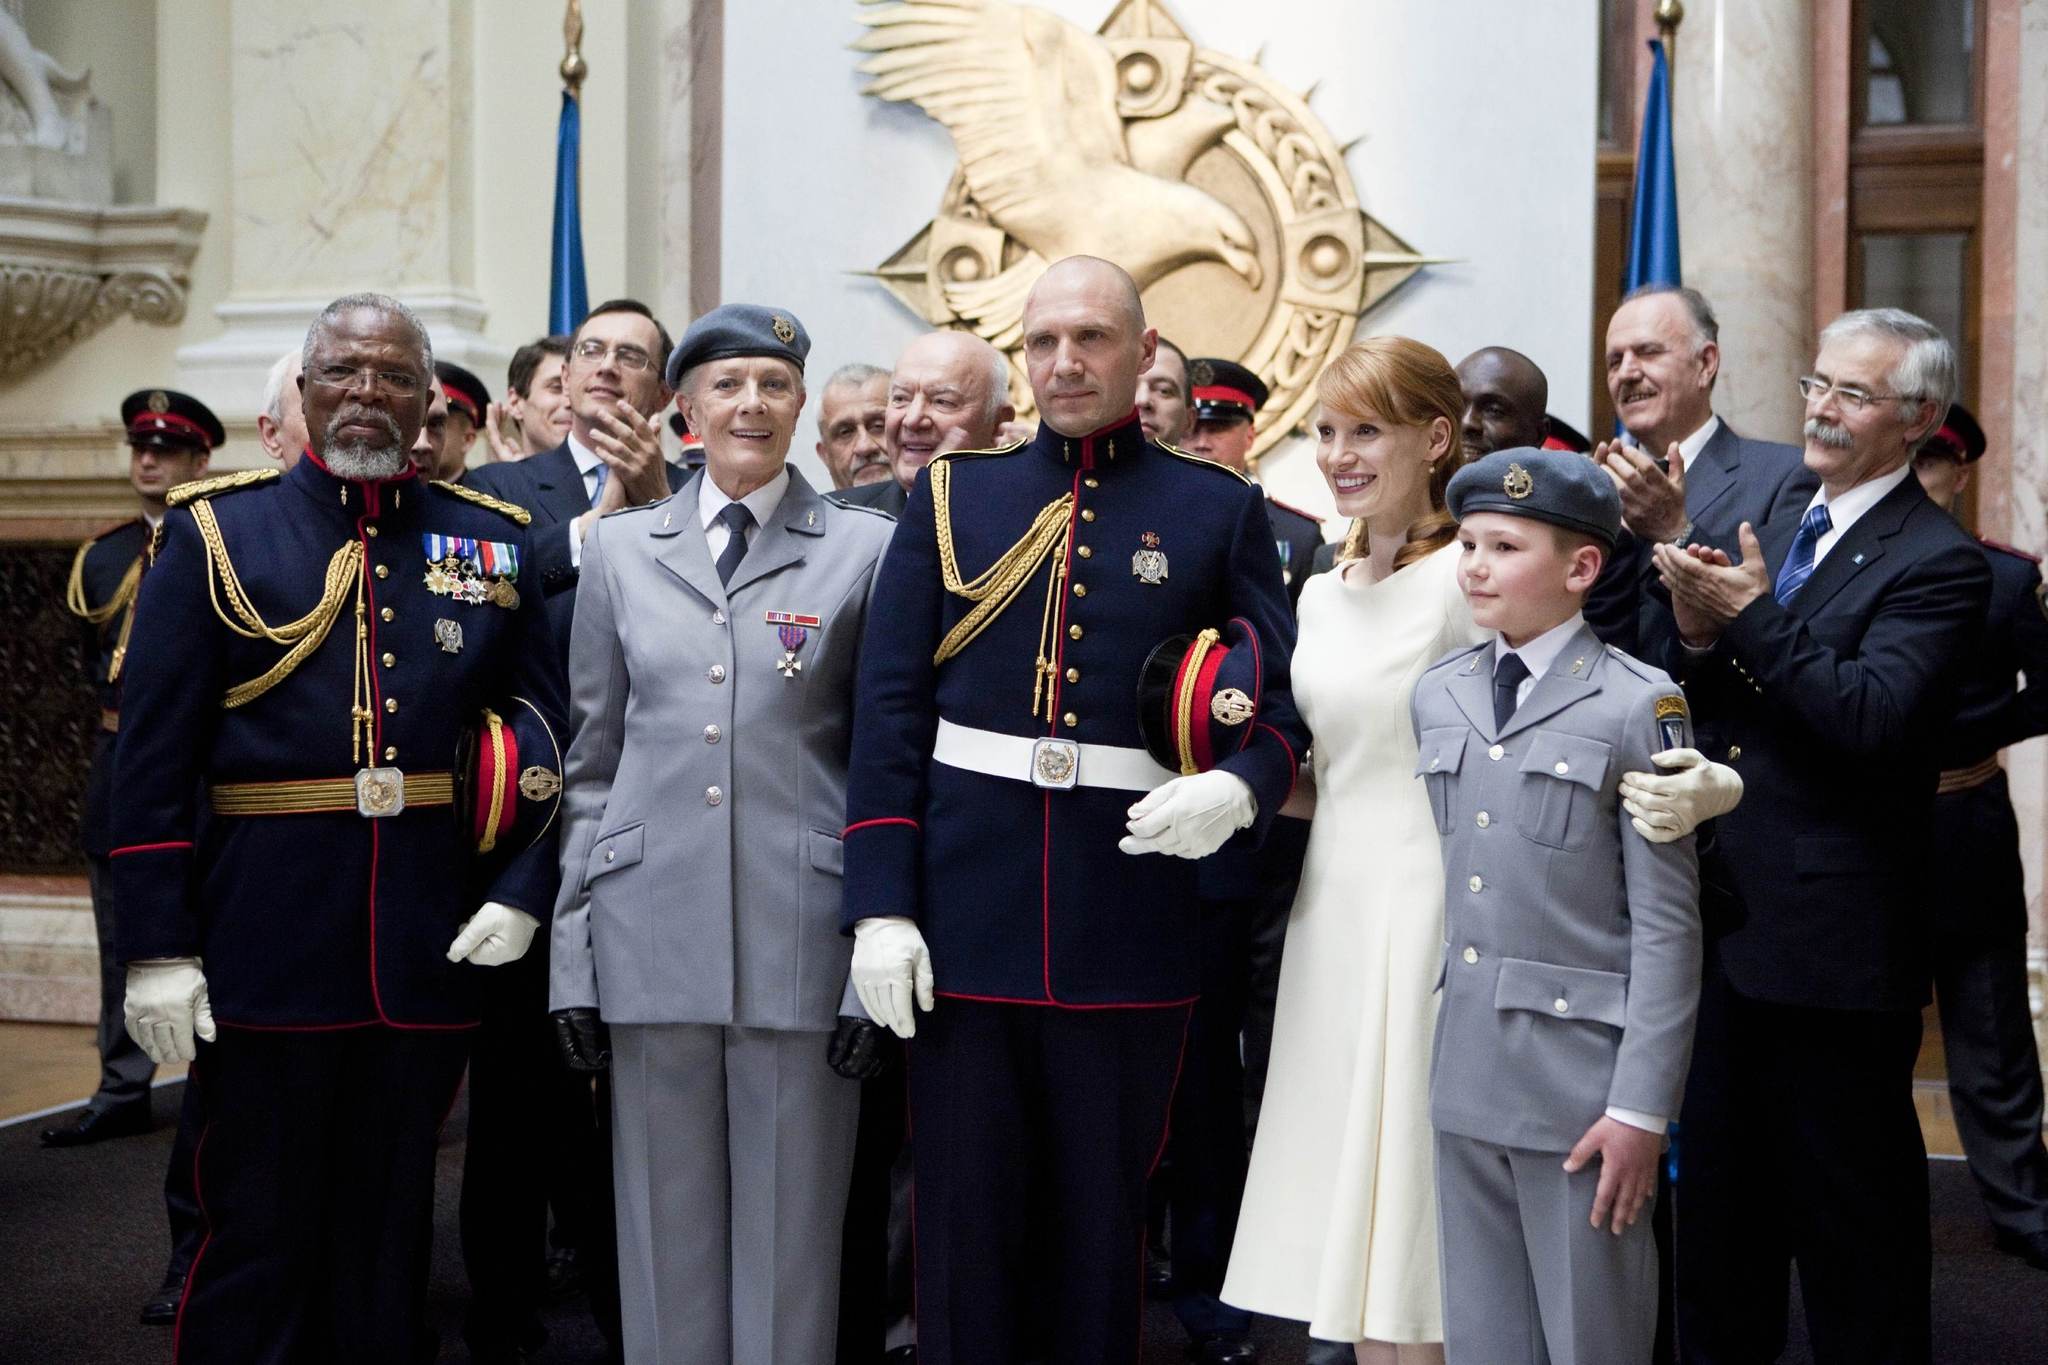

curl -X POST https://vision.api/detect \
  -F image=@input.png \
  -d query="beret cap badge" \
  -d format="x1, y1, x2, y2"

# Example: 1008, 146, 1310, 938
1503, 463, 1534, 500
772, 315, 796, 344
1190, 359, 1215, 387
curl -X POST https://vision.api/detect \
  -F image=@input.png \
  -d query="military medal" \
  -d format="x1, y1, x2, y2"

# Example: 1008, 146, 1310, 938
421, 533, 521, 607
1275, 538, 1293, 586
766, 610, 819, 679
1132, 531, 1168, 585
434, 618, 464, 654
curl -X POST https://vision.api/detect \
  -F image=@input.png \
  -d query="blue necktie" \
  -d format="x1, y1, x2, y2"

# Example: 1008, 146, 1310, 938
1773, 503, 1833, 605
714, 502, 755, 587
1492, 653, 1530, 733
588, 461, 609, 508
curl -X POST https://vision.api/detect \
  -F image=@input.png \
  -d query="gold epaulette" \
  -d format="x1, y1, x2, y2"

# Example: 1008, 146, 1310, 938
166, 468, 280, 507
931, 437, 1028, 464
431, 480, 532, 526
1159, 442, 1252, 484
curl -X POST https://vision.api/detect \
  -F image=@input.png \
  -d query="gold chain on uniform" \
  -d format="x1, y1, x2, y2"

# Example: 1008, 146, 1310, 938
189, 498, 376, 761
928, 458, 1075, 719
65, 541, 144, 681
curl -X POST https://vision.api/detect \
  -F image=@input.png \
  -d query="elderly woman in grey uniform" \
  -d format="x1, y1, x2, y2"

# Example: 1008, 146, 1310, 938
547, 305, 895, 1365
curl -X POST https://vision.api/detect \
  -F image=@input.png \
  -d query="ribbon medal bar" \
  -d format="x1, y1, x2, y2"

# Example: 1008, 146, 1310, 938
422, 533, 521, 608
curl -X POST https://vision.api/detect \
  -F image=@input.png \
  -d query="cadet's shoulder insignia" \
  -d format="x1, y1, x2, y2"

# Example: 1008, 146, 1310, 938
1265, 494, 1325, 524
1980, 535, 2043, 565
431, 480, 532, 526
1160, 443, 1252, 484
166, 468, 280, 507
1654, 692, 1691, 751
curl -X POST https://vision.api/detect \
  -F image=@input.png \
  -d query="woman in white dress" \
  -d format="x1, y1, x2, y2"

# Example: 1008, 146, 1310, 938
1222, 336, 1472, 1363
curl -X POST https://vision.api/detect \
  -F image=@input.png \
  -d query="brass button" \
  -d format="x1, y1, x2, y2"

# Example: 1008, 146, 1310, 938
364, 525, 379, 537
1077, 546, 1093, 559
1553, 997, 1570, 1014
705, 786, 723, 806
1462, 946, 1479, 965
711, 609, 726, 626
374, 564, 389, 579
380, 607, 395, 622
1488, 744, 1504, 761
1468, 875, 1483, 893
704, 725, 721, 743
1554, 761, 1570, 775
381, 652, 395, 668
1081, 509, 1096, 522
384, 698, 398, 713
1727, 745, 1742, 761
708, 665, 726, 683
1476, 811, 1490, 828
383, 746, 397, 762
1068, 624, 1083, 640
1065, 668, 1079, 683
1062, 712, 1078, 727
1084, 477, 1100, 488
1073, 583, 1086, 597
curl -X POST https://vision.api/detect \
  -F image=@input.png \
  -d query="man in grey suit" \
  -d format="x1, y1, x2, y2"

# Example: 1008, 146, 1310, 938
549, 304, 896, 1365
1414, 447, 1704, 1365
1586, 285, 1819, 653
830, 329, 1015, 518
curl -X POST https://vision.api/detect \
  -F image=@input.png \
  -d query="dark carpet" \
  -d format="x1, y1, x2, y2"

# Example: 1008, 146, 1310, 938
2, 1081, 2043, 1363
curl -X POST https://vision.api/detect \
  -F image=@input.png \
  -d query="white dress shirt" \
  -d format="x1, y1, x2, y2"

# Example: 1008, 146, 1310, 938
1804, 463, 1913, 569
700, 465, 791, 563
566, 432, 603, 570
1626, 413, 1719, 473
1494, 610, 1666, 1137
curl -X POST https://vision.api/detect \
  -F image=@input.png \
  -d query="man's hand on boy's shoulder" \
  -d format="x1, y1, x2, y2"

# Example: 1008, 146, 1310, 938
1564, 1114, 1664, 1236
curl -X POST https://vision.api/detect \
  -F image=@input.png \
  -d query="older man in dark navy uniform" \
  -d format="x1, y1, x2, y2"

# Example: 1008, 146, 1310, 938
842, 256, 1307, 1364
109, 292, 566, 1363
1909, 404, 2048, 1272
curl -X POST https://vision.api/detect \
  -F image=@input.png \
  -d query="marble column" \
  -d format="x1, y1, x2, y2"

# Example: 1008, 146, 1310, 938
1668, 0, 1814, 444
177, 0, 497, 414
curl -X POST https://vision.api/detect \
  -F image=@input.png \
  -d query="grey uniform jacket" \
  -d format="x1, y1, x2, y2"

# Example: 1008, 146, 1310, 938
1411, 624, 1702, 1154
549, 467, 895, 1029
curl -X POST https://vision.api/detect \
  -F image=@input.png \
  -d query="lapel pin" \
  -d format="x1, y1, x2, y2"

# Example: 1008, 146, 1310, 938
662, 511, 672, 529
806, 510, 817, 527
1569, 657, 1584, 675
434, 618, 463, 654
1852, 553, 1865, 565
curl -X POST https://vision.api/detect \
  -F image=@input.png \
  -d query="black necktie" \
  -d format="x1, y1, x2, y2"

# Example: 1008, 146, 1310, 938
714, 502, 754, 587
1493, 653, 1530, 733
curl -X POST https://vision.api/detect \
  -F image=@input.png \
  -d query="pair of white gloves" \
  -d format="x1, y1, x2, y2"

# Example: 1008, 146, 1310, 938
122, 903, 537, 1064
853, 748, 1743, 1040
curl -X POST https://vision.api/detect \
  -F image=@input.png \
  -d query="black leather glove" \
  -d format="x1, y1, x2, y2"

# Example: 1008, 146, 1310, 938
826, 1014, 893, 1081
552, 1007, 611, 1073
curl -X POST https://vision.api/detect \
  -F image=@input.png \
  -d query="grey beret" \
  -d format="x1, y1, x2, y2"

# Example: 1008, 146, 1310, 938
664, 303, 811, 389
1447, 445, 1622, 547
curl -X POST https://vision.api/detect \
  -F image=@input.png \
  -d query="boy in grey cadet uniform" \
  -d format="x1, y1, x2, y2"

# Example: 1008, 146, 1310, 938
1411, 446, 1706, 1364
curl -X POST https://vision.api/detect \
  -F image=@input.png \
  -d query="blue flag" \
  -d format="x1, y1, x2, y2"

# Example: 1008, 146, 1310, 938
1624, 39, 1680, 292
549, 90, 589, 335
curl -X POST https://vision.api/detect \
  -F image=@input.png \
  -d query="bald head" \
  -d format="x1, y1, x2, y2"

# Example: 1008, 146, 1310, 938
1021, 256, 1156, 436
885, 329, 1016, 488
1455, 346, 1549, 460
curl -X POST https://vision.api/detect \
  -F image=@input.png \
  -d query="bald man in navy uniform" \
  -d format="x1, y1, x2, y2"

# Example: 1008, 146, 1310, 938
842, 257, 1307, 1364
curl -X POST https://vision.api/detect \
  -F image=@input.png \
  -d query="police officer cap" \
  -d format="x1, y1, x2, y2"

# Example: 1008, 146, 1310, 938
1189, 357, 1268, 424
1925, 402, 1986, 465
121, 389, 225, 453
1447, 445, 1622, 547
664, 303, 811, 390
434, 361, 490, 425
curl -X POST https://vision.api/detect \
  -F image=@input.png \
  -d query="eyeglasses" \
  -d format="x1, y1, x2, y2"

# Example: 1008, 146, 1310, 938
572, 339, 657, 373
308, 364, 423, 397
1796, 376, 1915, 412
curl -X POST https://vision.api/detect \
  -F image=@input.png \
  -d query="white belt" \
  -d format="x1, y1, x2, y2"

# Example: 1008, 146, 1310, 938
933, 718, 1176, 793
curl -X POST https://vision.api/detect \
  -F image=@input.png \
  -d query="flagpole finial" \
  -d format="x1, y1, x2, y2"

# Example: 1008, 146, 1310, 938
1655, 0, 1684, 65
560, 0, 587, 92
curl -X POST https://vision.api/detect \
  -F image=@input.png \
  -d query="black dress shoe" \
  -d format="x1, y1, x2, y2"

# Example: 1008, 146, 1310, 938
1186, 1333, 1259, 1365
41, 1102, 150, 1148
1146, 1250, 1175, 1296
140, 1271, 185, 1326
884, 1348, 917, 1365
544, 1245, 584, 1297
1995, 1226, 2048, 1270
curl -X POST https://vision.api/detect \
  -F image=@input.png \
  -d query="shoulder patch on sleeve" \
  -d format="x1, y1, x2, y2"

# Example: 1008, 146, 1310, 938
431, 479, 533, 526
165, 468, 280, 507
1159, 442, 1252, 484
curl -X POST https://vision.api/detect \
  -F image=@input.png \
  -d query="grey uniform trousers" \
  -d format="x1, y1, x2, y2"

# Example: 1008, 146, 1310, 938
610, 1023, 859, 1365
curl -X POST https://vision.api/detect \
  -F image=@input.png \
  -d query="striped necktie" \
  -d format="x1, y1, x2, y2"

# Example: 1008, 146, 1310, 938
1773, 503, 1833, 606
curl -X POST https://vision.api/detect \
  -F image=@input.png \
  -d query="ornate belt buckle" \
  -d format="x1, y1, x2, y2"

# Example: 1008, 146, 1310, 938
354, 766, 406, 818
1030, 737, 1079, 790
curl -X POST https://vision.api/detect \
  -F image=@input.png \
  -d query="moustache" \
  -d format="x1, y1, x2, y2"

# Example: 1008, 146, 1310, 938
1804, 417, 1854, 450
326, 405, 403, 446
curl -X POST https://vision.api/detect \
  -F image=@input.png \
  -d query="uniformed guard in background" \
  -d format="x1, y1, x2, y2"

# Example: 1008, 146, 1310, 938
1909, 403, 2048, 1272
842, 257, 1309, 1364
108, 293, 567, 1363
1182, 355, 1322, 605
48, 388, 222, 1151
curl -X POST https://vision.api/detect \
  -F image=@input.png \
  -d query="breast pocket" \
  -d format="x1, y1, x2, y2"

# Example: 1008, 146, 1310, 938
1414, 728, 1469, 834
1514, 733, 1612, 850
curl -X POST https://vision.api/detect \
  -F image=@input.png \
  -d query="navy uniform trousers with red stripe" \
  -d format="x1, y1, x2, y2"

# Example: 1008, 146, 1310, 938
843, 417, 1306, 1364
108, 455, 565, 1363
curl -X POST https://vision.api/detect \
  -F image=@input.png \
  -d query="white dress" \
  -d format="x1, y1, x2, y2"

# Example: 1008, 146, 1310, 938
1222, 542, 1480, 1343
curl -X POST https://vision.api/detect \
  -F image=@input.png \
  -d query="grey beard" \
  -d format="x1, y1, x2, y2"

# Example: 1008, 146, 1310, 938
324, 439, 409, 481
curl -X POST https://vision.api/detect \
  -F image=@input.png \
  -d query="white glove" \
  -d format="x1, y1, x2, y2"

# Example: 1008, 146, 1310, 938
851, 916, 935, 1040
124, 957, 215, 1064
1119, 769, 1258, 859
446, 902, 540, 966
1618, 748, 1744, 843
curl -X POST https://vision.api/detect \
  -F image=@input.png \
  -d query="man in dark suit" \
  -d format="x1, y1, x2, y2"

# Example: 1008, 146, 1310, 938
833, 329, 1015, 519
1648, 308, 1992, 1364
466, 298, 684, 671
1908, 403, 2048, 1273
1588, 285, 1819, 653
